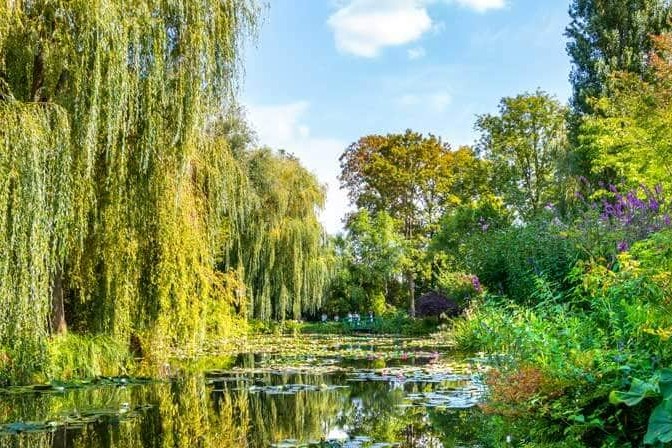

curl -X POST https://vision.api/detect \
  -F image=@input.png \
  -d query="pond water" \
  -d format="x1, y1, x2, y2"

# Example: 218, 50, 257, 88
0, 336, 490, 448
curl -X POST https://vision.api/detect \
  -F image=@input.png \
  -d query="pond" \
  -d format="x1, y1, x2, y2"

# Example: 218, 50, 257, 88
0, 335, 490, 448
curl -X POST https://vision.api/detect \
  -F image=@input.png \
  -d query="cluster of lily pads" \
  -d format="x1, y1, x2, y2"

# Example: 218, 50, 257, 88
0, 376, 154, 396
0, 403, 153, 435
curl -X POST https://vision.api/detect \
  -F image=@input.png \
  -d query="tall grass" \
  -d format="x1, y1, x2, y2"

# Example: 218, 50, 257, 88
47, 334, 133, 381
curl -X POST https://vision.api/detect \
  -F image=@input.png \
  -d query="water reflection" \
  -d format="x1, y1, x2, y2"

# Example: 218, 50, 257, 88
0, 337, 488, 448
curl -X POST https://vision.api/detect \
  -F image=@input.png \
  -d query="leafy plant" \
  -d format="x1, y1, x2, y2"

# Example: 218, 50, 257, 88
610, 369, 672, 444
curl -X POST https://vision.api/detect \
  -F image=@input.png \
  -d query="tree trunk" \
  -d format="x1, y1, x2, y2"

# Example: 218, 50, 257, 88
51, 267, 67, 335
408, 272, 416, 318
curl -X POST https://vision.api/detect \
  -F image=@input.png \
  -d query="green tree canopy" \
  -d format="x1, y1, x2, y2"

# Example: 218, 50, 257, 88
223, 149, 332, 321
578, 33, 672, 189
0, 0, 259, 378
339, 130, 487, 315
476, 90, 568, 220
566, 0, 672, 116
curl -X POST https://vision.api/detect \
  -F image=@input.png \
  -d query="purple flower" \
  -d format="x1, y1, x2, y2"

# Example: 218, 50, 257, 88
471, 276, 482, 293
609, 184, 619, 193
617, 241, 630, 252
649, 198, 660, 213
664, 215, 671, 227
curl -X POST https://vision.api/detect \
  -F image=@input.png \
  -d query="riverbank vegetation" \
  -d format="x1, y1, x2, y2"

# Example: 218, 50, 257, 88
3, 0, 672, 446
324, 1, 672, 445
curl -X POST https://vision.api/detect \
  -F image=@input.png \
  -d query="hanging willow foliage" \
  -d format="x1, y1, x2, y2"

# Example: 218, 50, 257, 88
0, 0, 260, 377
0, 102, 72, 379
224, 149, 333, 321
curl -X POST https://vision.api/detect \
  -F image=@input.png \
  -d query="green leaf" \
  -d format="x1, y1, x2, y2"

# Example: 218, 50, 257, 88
658, 369, 672, 401
570, 414, 585, 423
609, 378, 659, 406
643, 399, 672, 445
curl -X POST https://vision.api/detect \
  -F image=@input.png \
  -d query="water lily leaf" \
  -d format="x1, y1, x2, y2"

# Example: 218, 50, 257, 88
609, 378, 659, 406
643, 399, 672, 445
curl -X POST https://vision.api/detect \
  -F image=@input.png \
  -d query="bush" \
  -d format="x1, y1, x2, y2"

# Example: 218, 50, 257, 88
461, 219, 579, 305
450, 229, 672, 446
416, 292, 460, 318
436, 271, 482, 309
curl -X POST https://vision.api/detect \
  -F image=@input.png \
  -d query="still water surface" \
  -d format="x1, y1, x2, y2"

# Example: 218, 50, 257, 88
0, 336, 488, 447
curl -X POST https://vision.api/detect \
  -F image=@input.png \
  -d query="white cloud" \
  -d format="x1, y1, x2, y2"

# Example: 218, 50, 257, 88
247, 102, 351, 234
452, 0, 506, 13
407, 46, 427, 60
248, 101, 311, 144
328, 0, 433, 57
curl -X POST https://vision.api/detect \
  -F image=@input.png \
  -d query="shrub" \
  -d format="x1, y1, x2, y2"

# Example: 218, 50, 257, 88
461, 219, 579, 305
416, 292, 460, 318
436, 271, 482, 308
482, 365, 566, 418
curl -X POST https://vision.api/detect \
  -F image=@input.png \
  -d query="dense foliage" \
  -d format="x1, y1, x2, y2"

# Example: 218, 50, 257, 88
2, 1, 672, 445
338, 130, 487, 315
328, 6, 672, 446
222, 149, 332, 321
0, 1, 330, 383
566, 0, 672, 116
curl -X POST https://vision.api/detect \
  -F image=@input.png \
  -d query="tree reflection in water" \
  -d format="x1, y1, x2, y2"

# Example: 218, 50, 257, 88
0, 344, 489, 448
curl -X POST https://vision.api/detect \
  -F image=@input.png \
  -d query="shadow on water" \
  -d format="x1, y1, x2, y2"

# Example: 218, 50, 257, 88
0, 336, 492, 448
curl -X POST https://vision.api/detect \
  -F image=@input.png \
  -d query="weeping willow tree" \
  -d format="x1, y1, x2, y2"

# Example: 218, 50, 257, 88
224, 149, 333, 321
0, 0, 260, 378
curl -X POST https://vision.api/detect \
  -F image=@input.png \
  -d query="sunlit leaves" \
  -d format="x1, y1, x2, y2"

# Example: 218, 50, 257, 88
0, 0, 260, 378
476, 90, 568, 220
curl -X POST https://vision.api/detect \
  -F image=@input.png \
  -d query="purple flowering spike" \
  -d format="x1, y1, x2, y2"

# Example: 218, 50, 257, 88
617, 241, 630, 252
649, 199, 660, 213
471, 276, 482, 293
665, 215, 671, 227
609, 184, 618, 193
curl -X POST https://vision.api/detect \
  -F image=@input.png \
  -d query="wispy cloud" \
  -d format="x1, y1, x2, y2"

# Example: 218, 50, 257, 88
407, 46, 427, 60
397, 90, 453, 112
452, 0, 506, 13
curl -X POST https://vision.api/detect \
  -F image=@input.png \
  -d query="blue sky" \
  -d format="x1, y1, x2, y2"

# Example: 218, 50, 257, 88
242, 0, 572, 234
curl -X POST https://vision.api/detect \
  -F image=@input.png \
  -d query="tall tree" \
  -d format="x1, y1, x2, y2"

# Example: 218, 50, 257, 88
0, 0, 259, 378
476, 91, 568, 220
223, 149, 332, 321
346, 210, 406, 299
339, 130, 486, 316
578, 32, 672, 188
326, 210, 407, 315
566, 0, 672, 116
